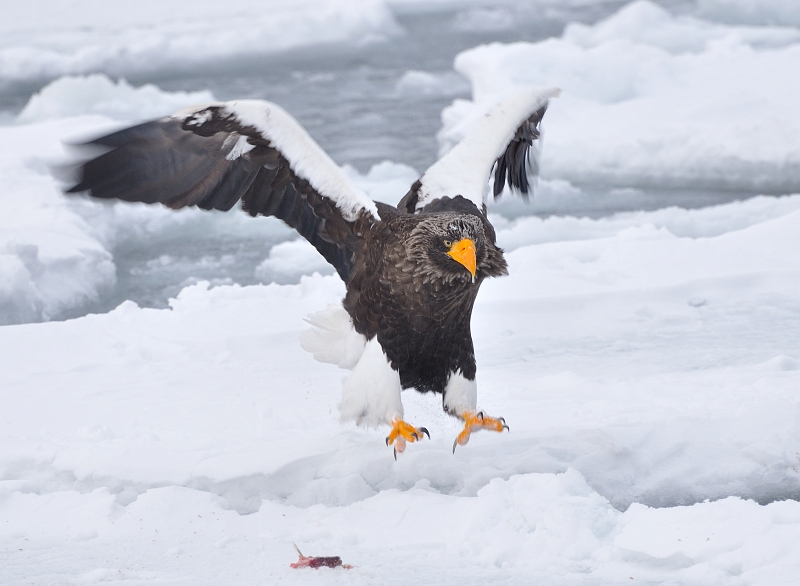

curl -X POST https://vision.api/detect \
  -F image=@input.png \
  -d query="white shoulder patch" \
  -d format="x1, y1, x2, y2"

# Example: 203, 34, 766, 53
224, 134, 255, 161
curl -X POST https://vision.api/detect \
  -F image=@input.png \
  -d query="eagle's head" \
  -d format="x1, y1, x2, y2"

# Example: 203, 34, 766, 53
408, 212, 508, 286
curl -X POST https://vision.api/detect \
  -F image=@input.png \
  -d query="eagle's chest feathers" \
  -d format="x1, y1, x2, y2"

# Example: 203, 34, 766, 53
369, 257, 479, 394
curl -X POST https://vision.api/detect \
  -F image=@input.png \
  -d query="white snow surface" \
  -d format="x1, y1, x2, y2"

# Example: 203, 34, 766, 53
0, 0, 398, 84
255, 239, 334, 285
440, 0, 800, 193
0, 116, 116, 324
2, 196, 800, 583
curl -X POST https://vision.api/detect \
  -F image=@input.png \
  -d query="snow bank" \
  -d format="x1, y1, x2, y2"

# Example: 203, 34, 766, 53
1, 197, 799, 582
0, 118, 116, 324
492, 193, 800, 251
0, 0, 398, 85
441, 0, 800, 193
5, 470, 800, 584
344, 159, 420, 206
255, 239, 335, 284
386, 0, 623, 13
17, 74, 215, 123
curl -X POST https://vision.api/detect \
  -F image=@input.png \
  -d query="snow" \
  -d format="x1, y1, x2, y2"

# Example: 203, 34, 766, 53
343, 160, 420, 206
0, 117, 116, 324
1, 194, 800, 583
17, 74, 215, 123
255, 239, 334, 285
0, 0, 398, 85
441, 0, 800, 193
491, 193, 800, 251
564, 1, 800, 51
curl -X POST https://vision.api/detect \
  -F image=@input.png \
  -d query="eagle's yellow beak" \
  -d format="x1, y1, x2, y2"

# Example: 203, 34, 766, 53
447, 238, 477, 280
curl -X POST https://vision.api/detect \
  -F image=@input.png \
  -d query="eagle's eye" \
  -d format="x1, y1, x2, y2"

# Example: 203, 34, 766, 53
443, 239, 452, 247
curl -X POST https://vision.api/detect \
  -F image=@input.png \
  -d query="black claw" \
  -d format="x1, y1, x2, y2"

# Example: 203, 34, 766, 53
477, 412, 484, 420
419, 427, 430, 439
411, 432, 418, 440
393, 447, 397, 461
452, 438, 458, 454
503, 425, 510, 432
499, 417, 506, 425
385, 436, 390, 446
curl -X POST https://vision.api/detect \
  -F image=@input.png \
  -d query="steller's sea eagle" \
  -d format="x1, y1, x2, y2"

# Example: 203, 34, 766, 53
65, 86, 559, 458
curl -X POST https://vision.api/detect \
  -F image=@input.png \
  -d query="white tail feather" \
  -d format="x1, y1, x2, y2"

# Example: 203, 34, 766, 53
299, 304, 366, 370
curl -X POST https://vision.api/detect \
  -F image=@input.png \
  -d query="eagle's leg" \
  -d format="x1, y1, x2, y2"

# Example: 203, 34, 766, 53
386, 419, 430, 459
452, 411, 509, 452
442, 372, 507, 451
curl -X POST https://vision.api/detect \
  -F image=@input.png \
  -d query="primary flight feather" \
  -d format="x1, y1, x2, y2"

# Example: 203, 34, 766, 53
66, 87, 559, 457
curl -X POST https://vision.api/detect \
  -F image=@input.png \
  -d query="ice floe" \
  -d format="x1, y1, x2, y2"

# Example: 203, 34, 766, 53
0, 0, 398, 85
441, 0, 800, 193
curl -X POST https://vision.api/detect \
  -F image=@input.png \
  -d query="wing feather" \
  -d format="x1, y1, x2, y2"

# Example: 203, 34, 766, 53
398, 87, 559, 213
66, 100, 379, 282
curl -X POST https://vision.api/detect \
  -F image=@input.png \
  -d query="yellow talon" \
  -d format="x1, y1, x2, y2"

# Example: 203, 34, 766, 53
453, 411, 509, 452
386, 419, 430, 459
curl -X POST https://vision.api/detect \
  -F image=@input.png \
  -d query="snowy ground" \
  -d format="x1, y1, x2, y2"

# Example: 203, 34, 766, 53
2, 1, 800, 584
2, 196, 800, 584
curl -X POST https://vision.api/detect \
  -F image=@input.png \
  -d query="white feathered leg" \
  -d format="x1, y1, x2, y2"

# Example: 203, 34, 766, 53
301, 305, 402, 427
444, 370, 508, 452
339, 337, 403, 427
442, 370, 478, 415
301, 304, 430, 456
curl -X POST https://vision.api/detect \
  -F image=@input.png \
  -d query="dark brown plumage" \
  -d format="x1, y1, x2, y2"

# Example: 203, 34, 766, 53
345, 199, 506, 404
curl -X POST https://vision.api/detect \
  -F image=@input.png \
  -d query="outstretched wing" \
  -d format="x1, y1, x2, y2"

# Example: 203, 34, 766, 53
398, 87, 560, 214
66, 100, 380, 282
